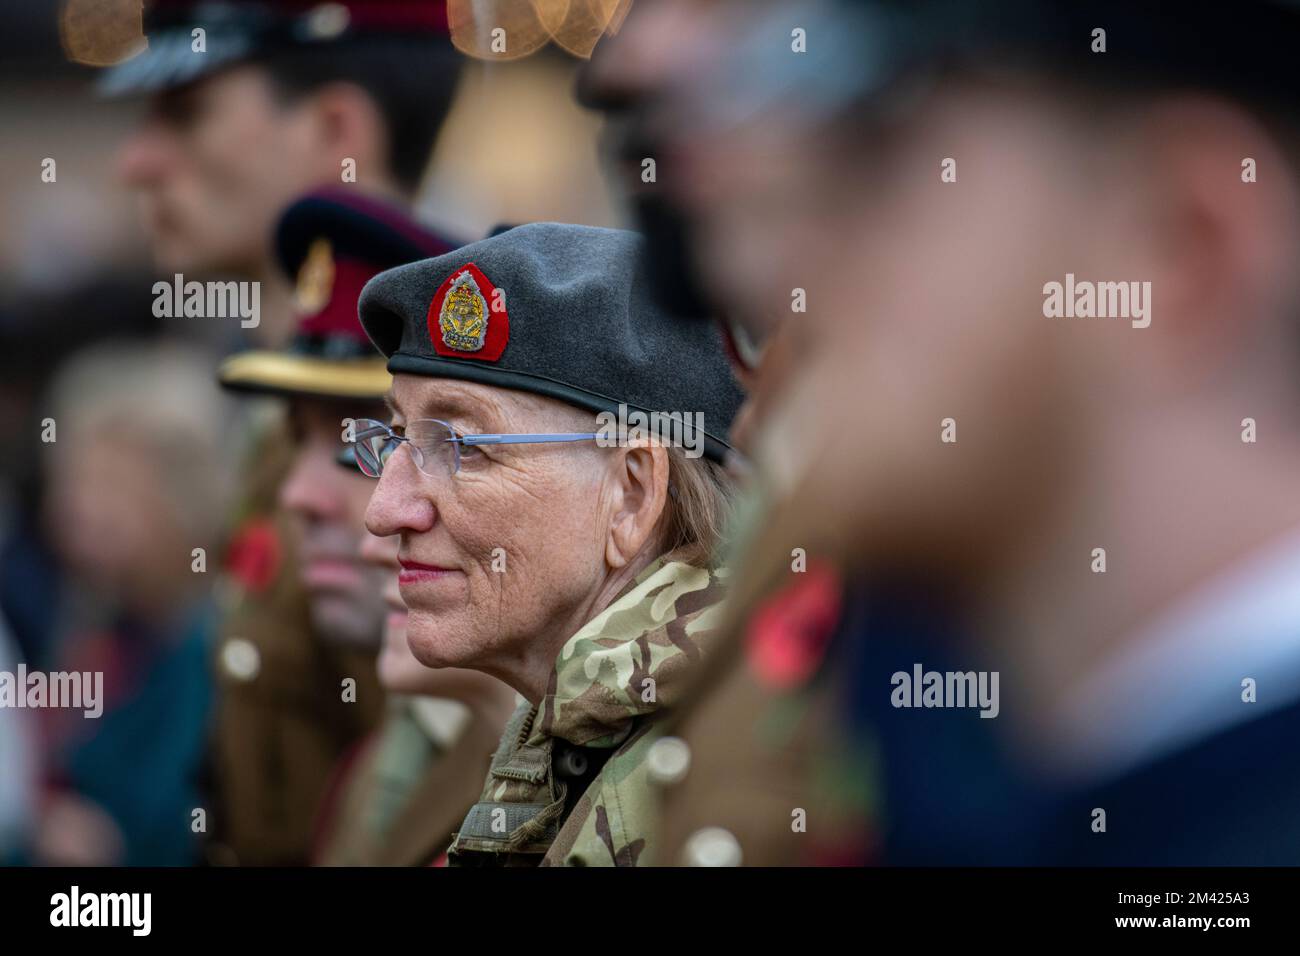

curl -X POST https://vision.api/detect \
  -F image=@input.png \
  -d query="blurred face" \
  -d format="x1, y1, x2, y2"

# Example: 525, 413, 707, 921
582, 0, 738, 157
279, 398, 388, 650
581, 0, 766, 326
762, 80, 1119, 568
116, 65, 335, 275
590, 6, 1095, 563
666, 113, 839, 346
45, 429, 187, 604
364, 377, 612, 675
582, 0, 804, 417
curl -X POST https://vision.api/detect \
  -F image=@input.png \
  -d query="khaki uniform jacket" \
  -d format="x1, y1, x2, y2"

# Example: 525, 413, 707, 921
315, 696, 503, 866
209, 414, 382, 866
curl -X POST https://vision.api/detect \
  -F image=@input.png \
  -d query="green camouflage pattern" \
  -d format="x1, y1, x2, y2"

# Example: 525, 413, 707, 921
446, 555, 728, 866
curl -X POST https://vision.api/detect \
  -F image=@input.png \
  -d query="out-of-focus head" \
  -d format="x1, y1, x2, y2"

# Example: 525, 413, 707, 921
220, 187, 459, 650
579, 0, 855, 461
579, 0, 795, 360
692, 1, 1300, 578
357, 224, 742, 681
105, 0, 461, 275
278, 395, 390, 648
44, 342, 234, 613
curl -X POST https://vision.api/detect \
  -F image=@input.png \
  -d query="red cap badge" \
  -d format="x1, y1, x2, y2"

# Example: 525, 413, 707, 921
426, 262, 509, 361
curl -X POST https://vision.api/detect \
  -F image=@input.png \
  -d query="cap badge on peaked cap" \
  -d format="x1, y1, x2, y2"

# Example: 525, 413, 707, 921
294, 237, 335, 316
427, 262, 509, 361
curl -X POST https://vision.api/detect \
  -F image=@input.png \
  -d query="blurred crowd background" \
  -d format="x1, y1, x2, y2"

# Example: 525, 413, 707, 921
0, 0, 622, 865
6, 0, 1300, 870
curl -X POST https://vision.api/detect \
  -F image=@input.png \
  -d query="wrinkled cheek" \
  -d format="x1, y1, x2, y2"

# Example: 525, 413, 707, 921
440, 506, 524, 629
482, 527, 584, 627
447, 501, 517, 577
453, 471, 606, 615
477, 535, 553, 637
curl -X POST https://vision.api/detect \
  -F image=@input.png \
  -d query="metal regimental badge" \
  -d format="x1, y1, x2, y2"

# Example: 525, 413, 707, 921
426, 261, 509, 362
438, 269, 489, 352
294, 237, 335, 316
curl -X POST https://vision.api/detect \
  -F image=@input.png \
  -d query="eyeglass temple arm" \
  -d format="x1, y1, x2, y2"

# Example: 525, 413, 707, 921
457, 433, 599, 447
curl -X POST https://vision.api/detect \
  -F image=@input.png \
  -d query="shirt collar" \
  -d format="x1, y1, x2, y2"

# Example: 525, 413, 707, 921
1050, 524, 1300, 781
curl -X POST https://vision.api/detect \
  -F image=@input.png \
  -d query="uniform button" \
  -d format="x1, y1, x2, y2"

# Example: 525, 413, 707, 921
682, 827, 743, 867
646, 736, 691, 786
554, 746, 589, 778
220, 637, 261, 682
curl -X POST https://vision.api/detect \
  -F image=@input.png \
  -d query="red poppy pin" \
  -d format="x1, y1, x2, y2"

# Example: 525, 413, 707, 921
224, 517, 281, 594
426, 262, 509, 361
745, 560, 844, 691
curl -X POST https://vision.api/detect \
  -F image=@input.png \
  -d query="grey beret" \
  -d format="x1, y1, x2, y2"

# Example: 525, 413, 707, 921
358, 223, 744, 463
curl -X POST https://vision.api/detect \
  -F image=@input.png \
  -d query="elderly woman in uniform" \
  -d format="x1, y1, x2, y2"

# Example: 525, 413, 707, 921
350, 223, 743, 866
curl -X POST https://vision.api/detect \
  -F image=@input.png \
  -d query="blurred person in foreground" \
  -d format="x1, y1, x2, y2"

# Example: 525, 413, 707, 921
218, 189, 514, 867
602, 0, 1300, 864
100, 0, 465, 865
579, 0, 878, 865
354, 223, 743, 865
29, 343, 231, 866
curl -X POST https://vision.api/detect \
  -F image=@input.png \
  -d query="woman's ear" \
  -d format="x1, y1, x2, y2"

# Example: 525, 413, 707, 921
605, 441, 671, 569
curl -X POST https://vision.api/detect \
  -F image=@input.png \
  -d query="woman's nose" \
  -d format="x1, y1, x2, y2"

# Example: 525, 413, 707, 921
365, 451, 437, 538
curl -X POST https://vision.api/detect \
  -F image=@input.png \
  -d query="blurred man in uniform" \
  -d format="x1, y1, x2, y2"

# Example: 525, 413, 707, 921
599, 0, 1300, 864
219, 188, 514, 867
103, 0, 463, 864
109, 0, 461, 346
219, 190, 457, 648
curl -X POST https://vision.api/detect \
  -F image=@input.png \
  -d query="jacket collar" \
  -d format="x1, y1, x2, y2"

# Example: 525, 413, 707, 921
531, 556, 729, 750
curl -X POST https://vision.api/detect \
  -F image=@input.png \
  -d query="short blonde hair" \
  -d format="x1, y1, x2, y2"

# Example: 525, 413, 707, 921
532, 392, 736, 568
658, 446, 735, 568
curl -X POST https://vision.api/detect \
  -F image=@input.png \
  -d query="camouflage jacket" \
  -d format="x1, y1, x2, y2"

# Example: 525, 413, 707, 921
446, 557, 728, 866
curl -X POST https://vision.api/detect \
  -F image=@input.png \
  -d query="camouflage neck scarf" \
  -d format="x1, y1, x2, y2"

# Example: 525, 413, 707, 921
534, 556, 728, 747
448, 556, 728, 865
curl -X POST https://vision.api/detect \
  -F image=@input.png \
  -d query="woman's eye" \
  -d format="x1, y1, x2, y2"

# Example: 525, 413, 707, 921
454, 434, 491, 464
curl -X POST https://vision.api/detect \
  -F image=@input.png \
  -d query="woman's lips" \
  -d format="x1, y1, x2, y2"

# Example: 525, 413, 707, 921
397, 559, 459, 587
